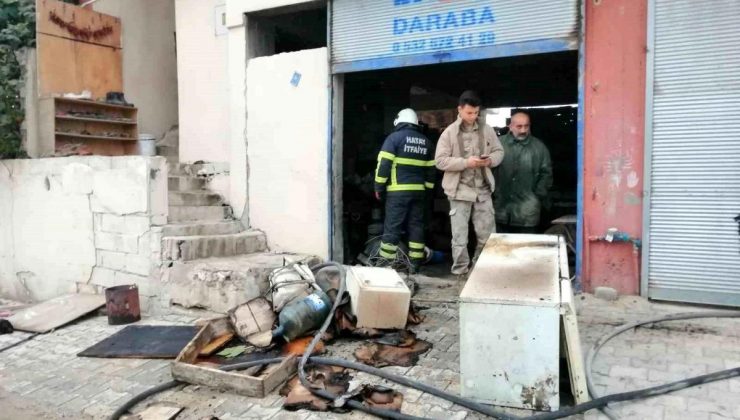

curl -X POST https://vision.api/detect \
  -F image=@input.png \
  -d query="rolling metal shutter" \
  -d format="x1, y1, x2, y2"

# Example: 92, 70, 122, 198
644, 0, 740, 306
331, 0, 578, 72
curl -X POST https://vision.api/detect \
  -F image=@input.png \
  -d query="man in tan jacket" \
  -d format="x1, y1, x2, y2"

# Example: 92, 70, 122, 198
435, 91, 504, 275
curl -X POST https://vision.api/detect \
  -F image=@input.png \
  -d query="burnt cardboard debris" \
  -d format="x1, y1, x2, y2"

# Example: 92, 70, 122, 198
281, 365, 403, 413
355, 331, 433, 368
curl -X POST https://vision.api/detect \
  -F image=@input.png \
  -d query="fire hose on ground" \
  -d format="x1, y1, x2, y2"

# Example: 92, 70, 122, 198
584, 310, 740, 420
109, 261, 740, 420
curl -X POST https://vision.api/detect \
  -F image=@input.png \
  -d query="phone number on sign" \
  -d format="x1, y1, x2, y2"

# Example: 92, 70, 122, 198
391, 31, 495, 54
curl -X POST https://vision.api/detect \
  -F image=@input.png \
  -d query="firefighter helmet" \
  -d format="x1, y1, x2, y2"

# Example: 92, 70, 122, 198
393, 108, 418, 126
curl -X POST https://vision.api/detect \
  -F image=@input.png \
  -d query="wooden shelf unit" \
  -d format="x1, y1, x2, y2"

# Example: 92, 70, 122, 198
39, 97, 139, 156
55, 115, 137, 125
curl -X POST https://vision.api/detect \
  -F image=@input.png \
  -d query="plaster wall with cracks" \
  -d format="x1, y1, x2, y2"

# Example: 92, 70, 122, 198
0, 156, 167, 309
0, 161, 33, 301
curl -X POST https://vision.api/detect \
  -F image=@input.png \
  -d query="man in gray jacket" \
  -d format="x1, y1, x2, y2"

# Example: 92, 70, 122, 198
435, 91, 505, 275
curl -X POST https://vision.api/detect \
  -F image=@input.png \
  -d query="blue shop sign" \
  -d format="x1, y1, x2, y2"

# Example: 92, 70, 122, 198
389, 2, 497, 55
331, 0, 578, 70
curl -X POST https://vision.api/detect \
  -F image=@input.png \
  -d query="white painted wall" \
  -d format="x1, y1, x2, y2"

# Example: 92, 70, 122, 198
0, 157, 167, 306
226, 0, 315, 221
246, 48, 329, 258
174, 0, 325, 222
175, 0, 230, 164
92, 0, 179, 140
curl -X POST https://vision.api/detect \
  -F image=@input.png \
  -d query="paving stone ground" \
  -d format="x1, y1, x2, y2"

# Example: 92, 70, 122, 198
1, 277, 739, 420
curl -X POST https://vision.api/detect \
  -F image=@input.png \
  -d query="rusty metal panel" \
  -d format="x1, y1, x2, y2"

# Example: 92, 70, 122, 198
644, 0, 740, 306
331, 0, 578, 70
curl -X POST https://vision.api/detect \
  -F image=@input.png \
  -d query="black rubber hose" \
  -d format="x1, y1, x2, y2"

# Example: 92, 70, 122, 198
527, 366, 740, 420
223, 356, 516, 419
298, 262, 428, 420
585, 310, 740, 419
108, 380, 182, 420
223, 360, 424, 420
109, 262, 454, 420
229, 296, 740, 420
109, 261, 740, 420
108, 358, 288, 420
112, 356, 740, 420
309, 357, 518, 420
0, 333, 39, 353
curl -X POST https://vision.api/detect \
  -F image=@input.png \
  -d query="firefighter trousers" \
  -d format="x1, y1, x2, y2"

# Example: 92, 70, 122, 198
379, 192, 426, 266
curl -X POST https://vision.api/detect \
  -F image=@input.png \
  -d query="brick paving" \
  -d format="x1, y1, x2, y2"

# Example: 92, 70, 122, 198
1, 279, 739, 420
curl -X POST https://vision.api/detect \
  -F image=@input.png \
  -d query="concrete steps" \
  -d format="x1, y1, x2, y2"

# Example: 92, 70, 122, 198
165, 253, 322, 313
163, 221, 243, 237
162, 230, 268, 261
169, 191, 223, 206
169, 205, 231, 222
168, 163, 189, 176
157, 145, 178, 165
169, 176, 205, 192
160, 164, 311, 314
168, 162, 228, 177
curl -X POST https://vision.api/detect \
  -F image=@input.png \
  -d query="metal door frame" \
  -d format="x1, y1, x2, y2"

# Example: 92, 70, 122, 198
640, 0, 656, 297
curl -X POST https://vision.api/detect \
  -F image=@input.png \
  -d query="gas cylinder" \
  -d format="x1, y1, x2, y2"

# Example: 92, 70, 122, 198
272, 290, 332, 342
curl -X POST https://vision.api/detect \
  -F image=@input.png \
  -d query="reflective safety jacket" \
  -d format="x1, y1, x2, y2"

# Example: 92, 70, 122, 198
374, 124, 436, 194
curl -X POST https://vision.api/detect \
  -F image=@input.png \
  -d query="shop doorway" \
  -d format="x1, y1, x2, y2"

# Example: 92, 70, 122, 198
339, 51, 578, 274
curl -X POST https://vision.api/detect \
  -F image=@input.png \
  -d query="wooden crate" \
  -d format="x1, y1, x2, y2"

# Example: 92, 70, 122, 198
172, 317, 296, 398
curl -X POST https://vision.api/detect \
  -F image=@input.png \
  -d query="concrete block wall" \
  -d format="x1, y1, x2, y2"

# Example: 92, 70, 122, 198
0, 156, 168, 312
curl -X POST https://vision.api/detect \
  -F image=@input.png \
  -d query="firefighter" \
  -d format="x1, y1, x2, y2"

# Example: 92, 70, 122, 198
374, 108, 436, 272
